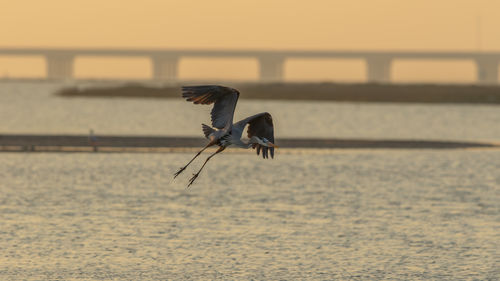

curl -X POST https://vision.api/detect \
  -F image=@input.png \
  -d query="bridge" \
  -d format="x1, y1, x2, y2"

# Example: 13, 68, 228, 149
1, 47, 500, 84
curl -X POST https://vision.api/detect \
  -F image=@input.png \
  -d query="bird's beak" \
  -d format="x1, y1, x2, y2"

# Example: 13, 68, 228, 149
268, 142, 279, 148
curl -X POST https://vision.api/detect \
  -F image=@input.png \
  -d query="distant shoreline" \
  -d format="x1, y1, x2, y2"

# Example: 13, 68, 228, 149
1, 134, 498, 153
54, 82, 500, 104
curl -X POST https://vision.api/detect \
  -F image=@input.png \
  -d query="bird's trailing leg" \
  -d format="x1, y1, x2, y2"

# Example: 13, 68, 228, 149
174, 142, 214, 179
187, 146, 225, 188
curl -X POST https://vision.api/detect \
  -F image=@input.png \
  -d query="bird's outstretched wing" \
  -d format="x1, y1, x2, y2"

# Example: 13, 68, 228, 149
244, 112, 275, 159
182, 85, 239, 130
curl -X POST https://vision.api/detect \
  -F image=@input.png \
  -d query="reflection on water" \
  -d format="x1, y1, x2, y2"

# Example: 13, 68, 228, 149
1, 82, 499, 279
1, 81, 500, 141
0, 151, 499, 279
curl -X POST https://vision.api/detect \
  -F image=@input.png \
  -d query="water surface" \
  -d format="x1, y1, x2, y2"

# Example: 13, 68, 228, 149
0, 151, 499, 279
1, 82, 499, 279
1, 81, 499, 142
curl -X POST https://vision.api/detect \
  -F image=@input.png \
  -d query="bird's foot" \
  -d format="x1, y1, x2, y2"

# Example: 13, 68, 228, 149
174, 167, 186, 179
187, 173, 199, 188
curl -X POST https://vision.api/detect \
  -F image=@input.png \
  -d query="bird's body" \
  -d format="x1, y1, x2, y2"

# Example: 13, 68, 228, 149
174, 85, 278, 187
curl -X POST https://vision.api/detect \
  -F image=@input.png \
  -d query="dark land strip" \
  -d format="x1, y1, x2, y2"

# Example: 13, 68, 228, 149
56, 83, 500, 104
1, 134, 498, 152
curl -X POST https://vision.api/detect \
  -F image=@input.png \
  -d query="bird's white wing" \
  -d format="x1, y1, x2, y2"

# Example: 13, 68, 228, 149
235, 112, 275, 159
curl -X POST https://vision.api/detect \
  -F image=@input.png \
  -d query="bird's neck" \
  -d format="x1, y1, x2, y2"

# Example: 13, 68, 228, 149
233, 139, 253, 149
229, 138, 257, 149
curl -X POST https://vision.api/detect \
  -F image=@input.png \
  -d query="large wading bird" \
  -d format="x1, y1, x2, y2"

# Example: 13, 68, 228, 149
174, 85, 278, 187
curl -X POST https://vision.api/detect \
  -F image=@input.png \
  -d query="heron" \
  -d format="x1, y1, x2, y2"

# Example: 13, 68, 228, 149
174, 85, 278, 187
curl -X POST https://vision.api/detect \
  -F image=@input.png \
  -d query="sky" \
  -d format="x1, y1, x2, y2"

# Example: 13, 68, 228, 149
1, 0, 499, 82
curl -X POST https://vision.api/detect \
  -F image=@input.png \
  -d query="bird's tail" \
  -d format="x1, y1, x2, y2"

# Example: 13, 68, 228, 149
202, 124, 215, 139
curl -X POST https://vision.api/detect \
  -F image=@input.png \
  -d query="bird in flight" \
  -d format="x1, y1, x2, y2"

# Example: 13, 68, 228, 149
174, 85, 278, 187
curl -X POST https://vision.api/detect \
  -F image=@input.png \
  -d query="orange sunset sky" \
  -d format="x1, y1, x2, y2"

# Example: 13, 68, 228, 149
1, 0, 500, 82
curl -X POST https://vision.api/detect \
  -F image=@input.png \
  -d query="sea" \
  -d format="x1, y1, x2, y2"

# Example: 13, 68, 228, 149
0, 81, 499, 279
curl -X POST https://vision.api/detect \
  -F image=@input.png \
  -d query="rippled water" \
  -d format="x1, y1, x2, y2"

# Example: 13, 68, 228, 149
1, 82, 499, 279
1, 81, 500, 142
0, 151, 499, 279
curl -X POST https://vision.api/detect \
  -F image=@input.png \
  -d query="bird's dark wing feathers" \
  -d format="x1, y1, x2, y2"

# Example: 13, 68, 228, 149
182, 85, 239, 130
247, 112, 275, 159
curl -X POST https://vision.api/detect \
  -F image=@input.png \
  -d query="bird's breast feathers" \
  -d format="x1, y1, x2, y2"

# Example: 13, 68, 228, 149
217, 134, 232, 147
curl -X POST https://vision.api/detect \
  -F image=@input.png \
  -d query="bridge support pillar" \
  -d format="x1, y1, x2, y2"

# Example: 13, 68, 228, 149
46, 55, 74, 80
366, 57, 392, 83
476, 58, 498, 84
152, 56, 179, 81
259, 56, 285, 82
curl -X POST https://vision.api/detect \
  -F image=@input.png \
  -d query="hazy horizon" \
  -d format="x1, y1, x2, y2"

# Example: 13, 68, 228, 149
2, 0, 500, 82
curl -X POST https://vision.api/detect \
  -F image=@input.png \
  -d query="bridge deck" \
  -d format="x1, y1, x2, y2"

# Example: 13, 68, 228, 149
1, 48, 499, 83
2, 48, 500, 59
